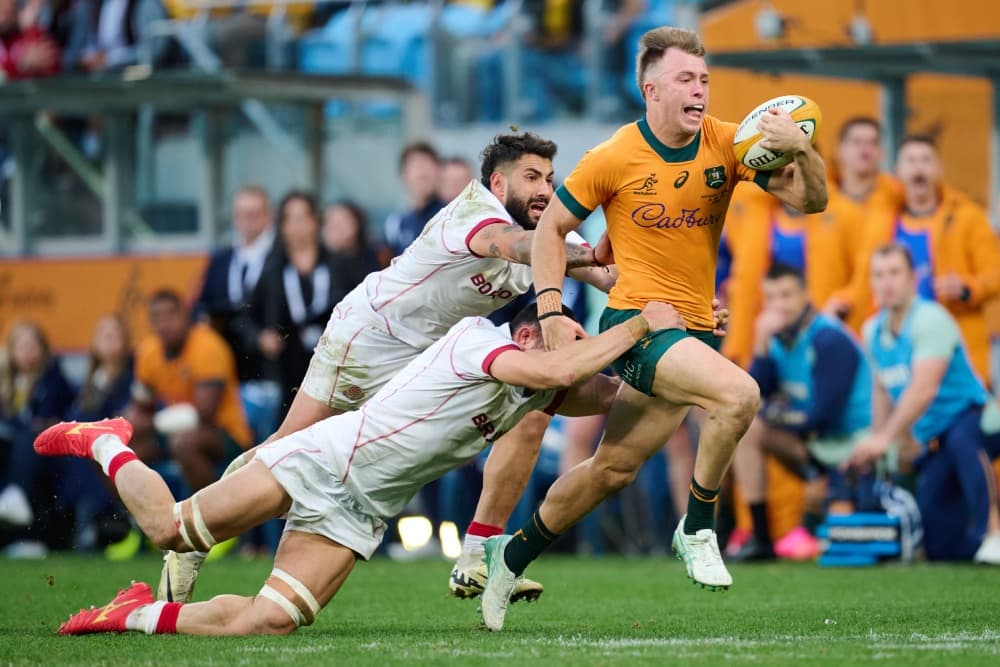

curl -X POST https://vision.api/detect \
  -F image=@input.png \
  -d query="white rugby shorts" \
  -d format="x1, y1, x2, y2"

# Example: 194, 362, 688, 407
255, 429, 386, 559
301, 305, 422, 411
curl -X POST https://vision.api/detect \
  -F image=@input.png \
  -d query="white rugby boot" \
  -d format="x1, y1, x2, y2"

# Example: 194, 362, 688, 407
480, 535, 520, 632
672, 514, 733, 591
157, 550, 207, 603
449, 551, 543, 602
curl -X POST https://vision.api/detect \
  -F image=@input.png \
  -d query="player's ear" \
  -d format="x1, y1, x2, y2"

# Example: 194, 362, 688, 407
512, 324, 533, 349
643, 81, 658, 102
489, 171, 506, 200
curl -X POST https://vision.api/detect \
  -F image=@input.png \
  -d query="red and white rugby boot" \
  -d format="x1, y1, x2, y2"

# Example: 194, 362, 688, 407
57, 582, 153, 635
34, 418, 133, 458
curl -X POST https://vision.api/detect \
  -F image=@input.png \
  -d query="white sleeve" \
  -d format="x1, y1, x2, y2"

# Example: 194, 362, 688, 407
566, 230, 590, 247
439, 201, 512, 257
449, 320, 521, 381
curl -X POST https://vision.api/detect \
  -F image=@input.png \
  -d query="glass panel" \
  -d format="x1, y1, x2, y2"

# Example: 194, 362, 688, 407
31, 114, 105, 242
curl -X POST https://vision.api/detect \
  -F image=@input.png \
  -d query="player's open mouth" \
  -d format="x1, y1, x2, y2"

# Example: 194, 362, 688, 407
683, 105, 704, 120
529, 202, 547, 214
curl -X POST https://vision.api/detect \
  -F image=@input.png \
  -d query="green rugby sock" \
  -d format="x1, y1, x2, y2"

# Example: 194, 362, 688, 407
503, 509, 559, 575
685, 477, 719, 534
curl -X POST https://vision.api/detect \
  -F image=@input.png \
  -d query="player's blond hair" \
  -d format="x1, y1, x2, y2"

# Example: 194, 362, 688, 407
636, 27, 707, 99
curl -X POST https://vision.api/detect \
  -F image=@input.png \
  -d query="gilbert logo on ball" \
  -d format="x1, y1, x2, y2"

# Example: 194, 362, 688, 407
733, 95, 822, 171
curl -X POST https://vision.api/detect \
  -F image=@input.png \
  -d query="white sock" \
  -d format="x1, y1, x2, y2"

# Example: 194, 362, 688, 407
125, 600, 165, 634
462, 533, 487, 558
92, 434, 133, 476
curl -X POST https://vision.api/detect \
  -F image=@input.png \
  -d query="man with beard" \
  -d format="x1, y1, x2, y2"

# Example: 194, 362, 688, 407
824, 118, 902, 331
37, 299, 684, 636
157, 132, 615, 605
834, 136, 1000, 386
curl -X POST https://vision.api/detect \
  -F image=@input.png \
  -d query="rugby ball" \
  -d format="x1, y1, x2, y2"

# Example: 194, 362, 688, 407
733, 95, 822, 171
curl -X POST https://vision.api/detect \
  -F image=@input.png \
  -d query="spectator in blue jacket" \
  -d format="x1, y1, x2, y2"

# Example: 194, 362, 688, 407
731, 263, 872, 562
382, 142, 444, 259
847, 243, 1000, 564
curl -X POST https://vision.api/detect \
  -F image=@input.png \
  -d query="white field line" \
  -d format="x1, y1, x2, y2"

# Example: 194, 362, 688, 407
346, 628, 1000, 657
230, 629, 1000, 660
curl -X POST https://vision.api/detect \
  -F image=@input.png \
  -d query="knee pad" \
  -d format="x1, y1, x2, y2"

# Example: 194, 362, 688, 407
258, 568, 321, 628
173, 493, 218, 552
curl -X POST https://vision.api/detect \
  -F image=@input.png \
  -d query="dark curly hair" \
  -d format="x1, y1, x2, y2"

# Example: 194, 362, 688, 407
479, 132, 557, 188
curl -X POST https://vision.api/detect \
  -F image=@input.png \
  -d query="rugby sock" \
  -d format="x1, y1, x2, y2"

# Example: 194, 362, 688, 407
92, 435, 139, 482
750, 502, 771, 545
125, 601, 182, 634
685, 477, 719, 534
503, 510, 559, 576
464, 521, 502, 556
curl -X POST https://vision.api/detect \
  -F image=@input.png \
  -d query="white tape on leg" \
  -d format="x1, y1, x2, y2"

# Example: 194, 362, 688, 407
271, 569, 321, 621
258, 585, 306, 627
173, 502, 197, 552
189, 493, 217, 550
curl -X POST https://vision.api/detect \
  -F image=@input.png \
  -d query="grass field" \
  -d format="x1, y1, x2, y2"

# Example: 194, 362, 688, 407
1, 554, 998, 666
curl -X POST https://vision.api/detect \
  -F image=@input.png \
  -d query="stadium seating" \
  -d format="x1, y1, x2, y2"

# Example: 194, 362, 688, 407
299, 4, 435, 117
297, 1, 676, 121
621, 4, 676, 108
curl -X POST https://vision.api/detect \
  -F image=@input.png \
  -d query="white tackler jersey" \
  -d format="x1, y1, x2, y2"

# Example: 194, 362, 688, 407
341, 179, 586, 349
322, 317, 560, 518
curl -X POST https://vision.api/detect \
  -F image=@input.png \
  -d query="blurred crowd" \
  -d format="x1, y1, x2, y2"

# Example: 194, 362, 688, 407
3, 112, 1000, 565
0, 0, 625, 74
0, 0, 666, 121
0, 141, 491, 559
717, 118, 1000, 563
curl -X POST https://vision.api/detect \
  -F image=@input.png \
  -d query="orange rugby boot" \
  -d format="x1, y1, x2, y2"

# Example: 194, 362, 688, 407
57, 581, 153, 635
34, 418, 134, 458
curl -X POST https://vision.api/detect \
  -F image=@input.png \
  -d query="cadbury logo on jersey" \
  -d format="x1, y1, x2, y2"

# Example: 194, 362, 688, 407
630, 204, 723, 230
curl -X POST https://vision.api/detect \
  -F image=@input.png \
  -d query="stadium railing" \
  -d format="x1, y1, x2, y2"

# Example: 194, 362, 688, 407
0, 71, 428, 257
